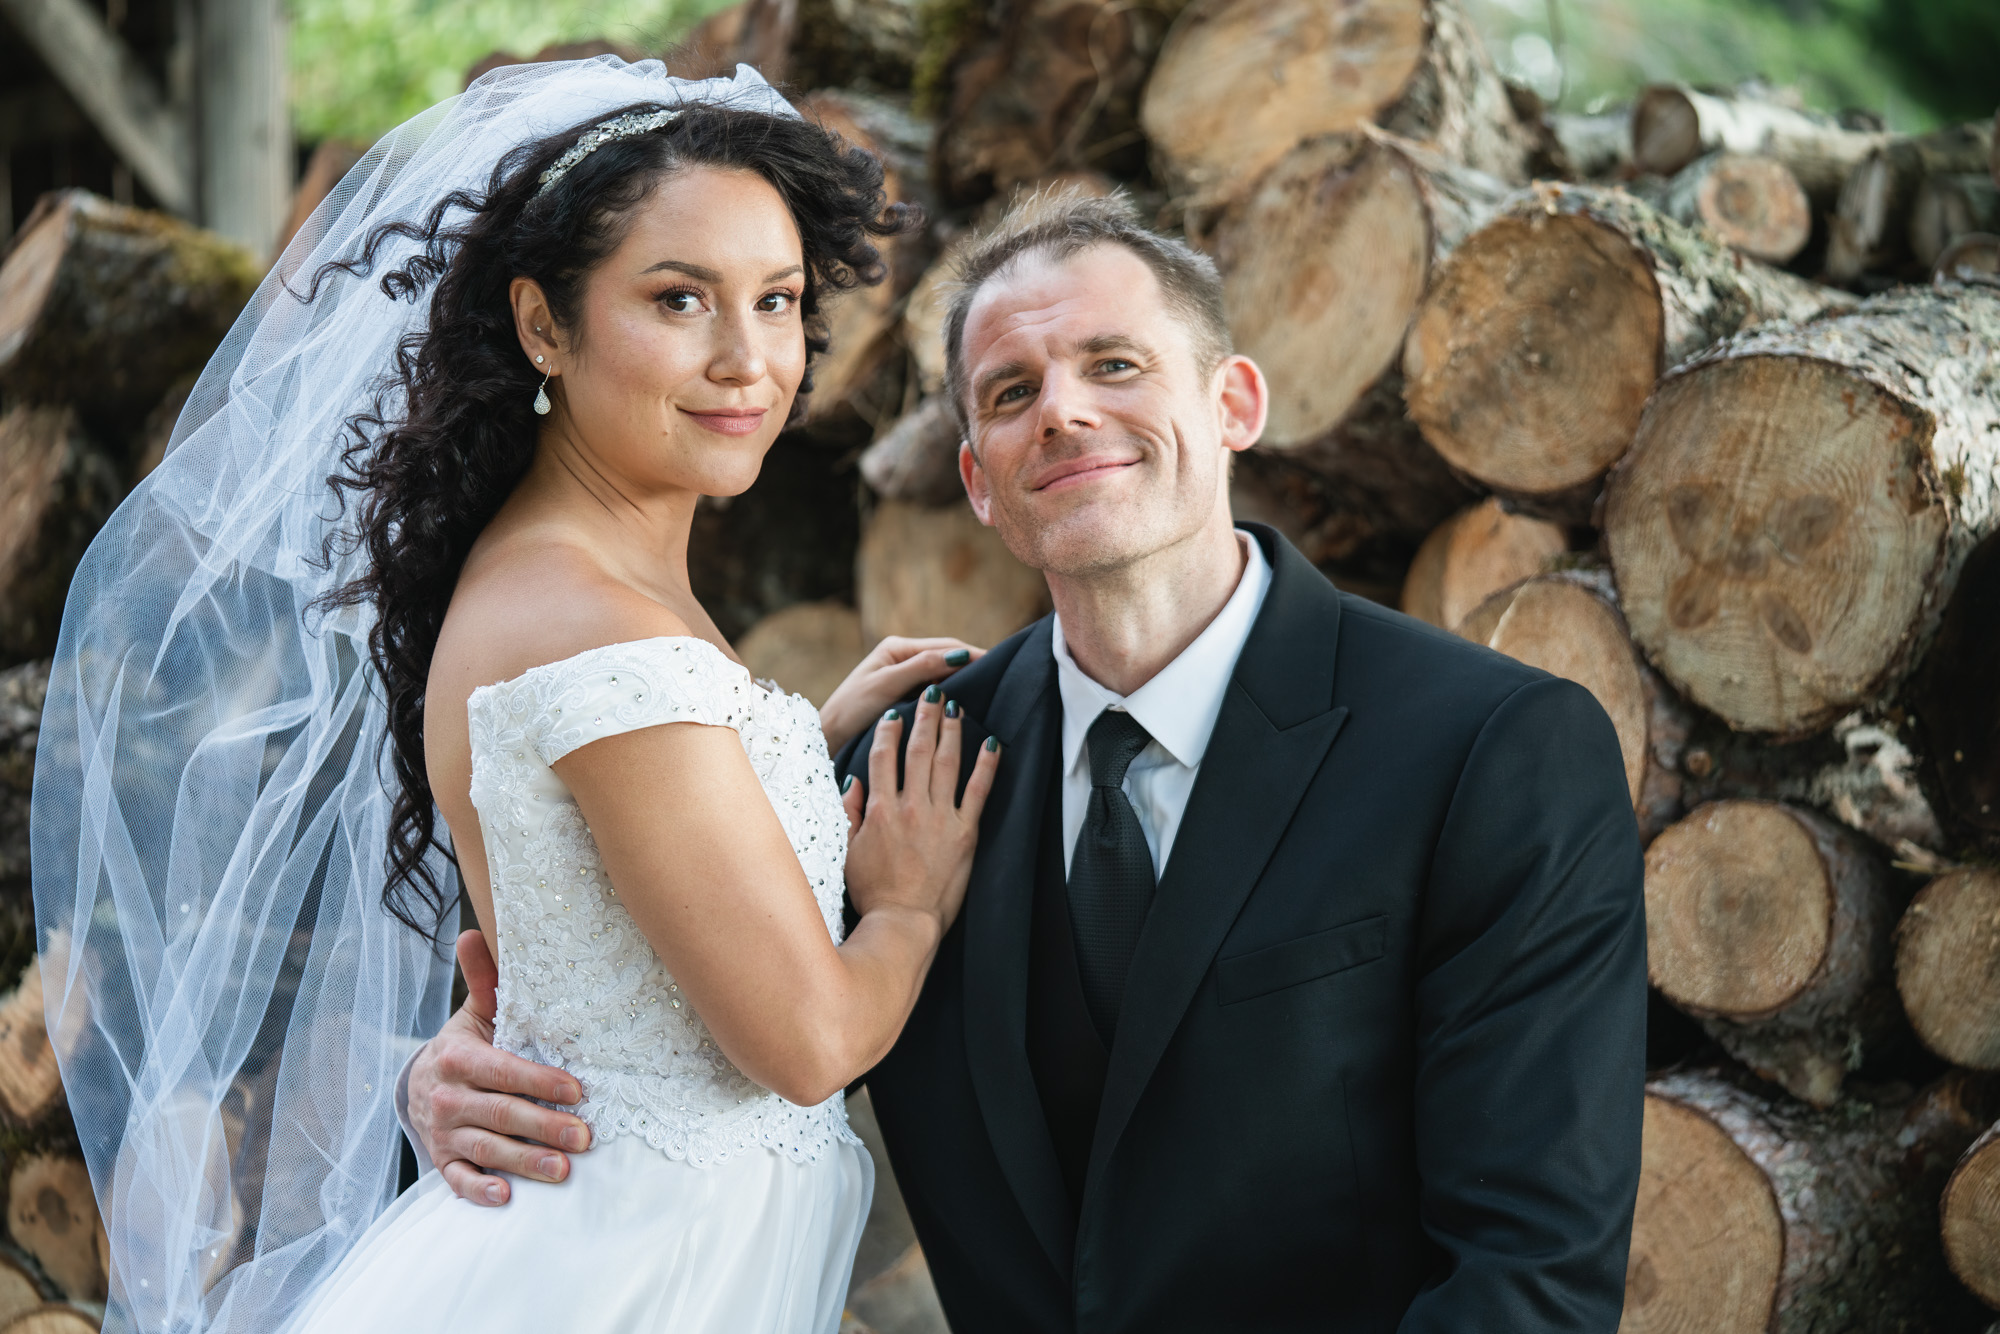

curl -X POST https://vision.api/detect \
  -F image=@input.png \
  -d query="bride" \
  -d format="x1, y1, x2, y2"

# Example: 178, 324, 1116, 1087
32, 58, 995, 1334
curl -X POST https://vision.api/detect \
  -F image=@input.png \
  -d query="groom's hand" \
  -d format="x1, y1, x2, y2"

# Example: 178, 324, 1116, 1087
410, 930, 594, 1206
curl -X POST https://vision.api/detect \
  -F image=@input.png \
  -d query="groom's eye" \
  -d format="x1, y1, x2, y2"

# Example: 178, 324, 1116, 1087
1095, 358, 1136, 375
996, 383, 1033, 405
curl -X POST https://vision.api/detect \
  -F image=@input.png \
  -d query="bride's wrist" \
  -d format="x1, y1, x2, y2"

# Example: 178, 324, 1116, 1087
859, 900, 945, 950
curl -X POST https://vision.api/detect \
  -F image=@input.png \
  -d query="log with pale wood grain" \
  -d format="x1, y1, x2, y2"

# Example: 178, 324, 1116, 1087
1945, 1116, 2000, 1310
1910, 172, 2000, 272
1457, 569, 1688, 844
5, 1157, 106, 1303
0, 407, 122, 667
1604, 282, 2000, 737
1398, 498, 1564, 632
1909, 529, 2000, 859
856, 499, 1050, 648
0, 957, 72, 1127
1141, 0, 1535, 211
1826, 120, 1998, 281
0, 1258, 43, 1328
1402, 183, 1836, 523
1935, 232, 2000, 285
1624, 1068, 1992, 1333
932, 0, 1178, 205
1548, 108, 1633, 180
1629, 84, 1888, 207
736, 600, 868, 707
1643, 800, 1903, 1106
0, 191, 259, 440
0, 1308, 99, 1334
1897, 867, 2000, 1073
1197, 128, 1507, 451
1634, 151, 1811, 265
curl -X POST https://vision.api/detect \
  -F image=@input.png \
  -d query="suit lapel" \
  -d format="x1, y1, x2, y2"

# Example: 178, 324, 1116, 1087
960, 618, 1076, 1278
1085, 528, 1351, 1189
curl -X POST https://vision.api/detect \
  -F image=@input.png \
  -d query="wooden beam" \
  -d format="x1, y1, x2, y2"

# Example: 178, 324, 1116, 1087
196, 0, 289, 254
0, 0, 193, 214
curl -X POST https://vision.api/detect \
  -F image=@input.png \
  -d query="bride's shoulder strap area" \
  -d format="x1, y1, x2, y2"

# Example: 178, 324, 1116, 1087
471, 636, 755, 766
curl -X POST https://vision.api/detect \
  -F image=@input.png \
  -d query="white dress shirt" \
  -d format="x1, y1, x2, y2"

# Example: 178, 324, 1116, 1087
1053, 531, 1272, 878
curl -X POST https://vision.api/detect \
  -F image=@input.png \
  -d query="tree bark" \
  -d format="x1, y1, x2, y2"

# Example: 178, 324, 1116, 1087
1896, 867, 2000, 1072
856, 499, 1051, 648
1826, 120, 1998, 282
4, 1156, 106, 1303
1909, 172, 2000, 272
1398, 497, 1565, 631
0, 407, 122, 668
0, 191, 260, 442
1548, 107, 1633, 180
933, 0, 1184, 206
1644, 800, 1903, 1106
1141, 0, 1535, 211
1944, 1116, 2000, 1310
1457, 568, 1689, 844
1910, 528, 2000, 860
735, 600, 868, 708
1198, 127, 1508, 448
1604, 282, 2000, 736
788, 0, 923, 92
1629, 84, 1890, 206
1633, 151, 1811, 265
860, 396, 964, 506
1626, 1068, 1993, 1334
0, 659, 46, 905
1403, 183, 1837, 522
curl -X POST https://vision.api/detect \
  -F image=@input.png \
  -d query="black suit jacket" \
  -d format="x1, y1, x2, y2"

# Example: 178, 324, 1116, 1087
836, 525, 1646, 1333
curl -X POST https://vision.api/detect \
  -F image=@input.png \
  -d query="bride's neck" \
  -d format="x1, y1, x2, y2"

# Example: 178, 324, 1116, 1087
509, 434, 702, 601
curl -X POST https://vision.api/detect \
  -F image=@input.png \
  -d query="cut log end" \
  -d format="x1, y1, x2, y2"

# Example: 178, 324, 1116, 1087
856, 500, 1051, 648
0, 1257, 43, 1327
0, 959, 64, 1126
1935, 232, 2000, 285
1897, 868, 2000, 1069
1631, 86, 1705, 178
1607, 354, 1948, 736
6, 1156, 106, 1303
1945, 1123, 2000, 1308
736, 602, 868, 709
0, 1309, 101, 1334
1404, 211, 1663, 497
1488, 579, 1649, 805
1621, 1092, 1782, 1334
1690, 154, 1811, 263
1645, 801, 1833, 1017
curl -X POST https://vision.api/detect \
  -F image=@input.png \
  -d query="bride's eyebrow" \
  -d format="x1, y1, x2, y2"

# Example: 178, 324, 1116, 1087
639, 260, 804, 283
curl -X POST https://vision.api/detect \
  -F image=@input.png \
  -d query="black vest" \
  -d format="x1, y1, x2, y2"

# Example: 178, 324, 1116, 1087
1025, 759, 1110, 1214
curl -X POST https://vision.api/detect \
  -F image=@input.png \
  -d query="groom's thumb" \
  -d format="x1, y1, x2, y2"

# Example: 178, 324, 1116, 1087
455, 928, 499, 1020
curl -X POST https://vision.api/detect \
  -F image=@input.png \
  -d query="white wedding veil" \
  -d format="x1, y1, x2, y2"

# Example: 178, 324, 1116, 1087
30, 57, 799, 1334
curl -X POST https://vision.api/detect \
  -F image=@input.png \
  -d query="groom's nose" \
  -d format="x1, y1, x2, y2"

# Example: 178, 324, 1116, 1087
1035, 366, 1103, 441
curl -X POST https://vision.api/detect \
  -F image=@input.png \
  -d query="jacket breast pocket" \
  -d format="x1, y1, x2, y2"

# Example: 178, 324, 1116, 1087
1215, 915, 1388, 1006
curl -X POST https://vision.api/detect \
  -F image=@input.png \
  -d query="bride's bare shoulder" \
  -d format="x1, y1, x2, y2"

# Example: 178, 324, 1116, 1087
431, 527, 693, 698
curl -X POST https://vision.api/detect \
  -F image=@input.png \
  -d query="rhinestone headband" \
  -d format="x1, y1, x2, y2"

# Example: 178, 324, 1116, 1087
534, 107, 683, 197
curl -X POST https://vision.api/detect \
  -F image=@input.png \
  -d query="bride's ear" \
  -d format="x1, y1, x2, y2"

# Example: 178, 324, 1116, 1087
510, 277, 562, 374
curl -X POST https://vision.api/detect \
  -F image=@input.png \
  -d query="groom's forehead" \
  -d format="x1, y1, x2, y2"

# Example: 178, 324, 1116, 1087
964, 246, 1171, 358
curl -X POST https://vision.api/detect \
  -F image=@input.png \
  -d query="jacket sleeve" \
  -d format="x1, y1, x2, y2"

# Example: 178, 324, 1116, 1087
1400, 675, 1647, 1334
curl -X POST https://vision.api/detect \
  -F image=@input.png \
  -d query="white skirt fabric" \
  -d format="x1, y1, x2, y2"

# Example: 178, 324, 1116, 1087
286, 1135, 873, 1333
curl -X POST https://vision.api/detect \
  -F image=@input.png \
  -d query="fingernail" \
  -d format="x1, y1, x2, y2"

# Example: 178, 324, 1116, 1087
561, 1126, 589, 1152
883, 707, 900, 722
945, 700, 961, 719
538, 1155, 563, 1180
923, 684, 942, 704
841, 774, 857, 794
484, 1182, 506, 1204
945, 649, 971, 667
985, 736, 1001, 753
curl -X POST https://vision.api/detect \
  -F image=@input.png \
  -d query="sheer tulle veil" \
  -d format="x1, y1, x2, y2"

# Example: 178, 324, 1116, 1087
29, 57, 799, 1334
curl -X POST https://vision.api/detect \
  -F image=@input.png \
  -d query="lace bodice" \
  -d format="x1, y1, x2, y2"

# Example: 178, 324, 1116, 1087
466, 636, 858, 1167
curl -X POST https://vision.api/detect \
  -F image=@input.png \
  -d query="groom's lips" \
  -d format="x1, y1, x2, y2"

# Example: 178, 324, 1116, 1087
681, 407, 768, 436
1033, 455, 1139, 493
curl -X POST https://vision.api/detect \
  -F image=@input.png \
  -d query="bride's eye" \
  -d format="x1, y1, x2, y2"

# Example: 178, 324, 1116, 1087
658, 287, 704, 314
758, 290, 799, 314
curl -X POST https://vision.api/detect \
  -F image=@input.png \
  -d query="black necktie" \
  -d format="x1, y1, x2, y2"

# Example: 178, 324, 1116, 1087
1068, 709, 1157, 1042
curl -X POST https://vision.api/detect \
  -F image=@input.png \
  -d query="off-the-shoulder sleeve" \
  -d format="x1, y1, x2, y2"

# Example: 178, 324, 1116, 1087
508, 637, 758, 767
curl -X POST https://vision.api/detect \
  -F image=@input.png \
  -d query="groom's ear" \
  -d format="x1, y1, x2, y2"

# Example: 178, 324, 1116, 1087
959, 440, 995, 525
1215, 354, 1267, 454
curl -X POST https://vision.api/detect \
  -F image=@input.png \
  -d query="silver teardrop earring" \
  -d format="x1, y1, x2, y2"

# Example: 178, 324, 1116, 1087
533, 354, 552, 415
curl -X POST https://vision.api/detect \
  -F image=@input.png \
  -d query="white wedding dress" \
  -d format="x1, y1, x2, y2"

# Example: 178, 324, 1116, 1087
287, 636, 872, 1333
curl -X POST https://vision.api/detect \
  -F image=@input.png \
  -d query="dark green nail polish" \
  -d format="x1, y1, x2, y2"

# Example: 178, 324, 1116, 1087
945, 699, 961, 719
944, 648, 971, 667
985, 735, 1001, 753
841, 774, 856, 795
883, 707, 900, 722
923, 684, 942, 704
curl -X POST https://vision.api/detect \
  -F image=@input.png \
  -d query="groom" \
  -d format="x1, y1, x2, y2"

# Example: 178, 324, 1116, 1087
403, 193, 1647, 1331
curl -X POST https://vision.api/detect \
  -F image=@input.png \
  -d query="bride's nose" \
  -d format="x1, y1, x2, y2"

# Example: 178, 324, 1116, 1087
705, 308, 769, 386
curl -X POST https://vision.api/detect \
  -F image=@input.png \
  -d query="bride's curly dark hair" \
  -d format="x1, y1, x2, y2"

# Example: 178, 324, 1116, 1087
315, 101, 916, 937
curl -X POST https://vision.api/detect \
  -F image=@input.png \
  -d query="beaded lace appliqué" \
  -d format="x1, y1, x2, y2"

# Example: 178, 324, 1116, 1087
466, 637, 857, 1167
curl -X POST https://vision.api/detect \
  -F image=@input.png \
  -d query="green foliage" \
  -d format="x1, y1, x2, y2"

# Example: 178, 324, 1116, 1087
1831, 0, 2000, 124
289, 0, 742, 144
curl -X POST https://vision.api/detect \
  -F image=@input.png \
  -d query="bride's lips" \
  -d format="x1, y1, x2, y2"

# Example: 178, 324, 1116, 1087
1033, 455, 1139, 493
681, 407, 768, 436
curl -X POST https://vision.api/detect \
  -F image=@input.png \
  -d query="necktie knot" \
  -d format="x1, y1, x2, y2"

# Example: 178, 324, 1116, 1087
1086, 709, 1153, 791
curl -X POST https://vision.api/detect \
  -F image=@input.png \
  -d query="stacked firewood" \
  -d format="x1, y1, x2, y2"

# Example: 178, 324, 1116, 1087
3, 1, 1998, 1330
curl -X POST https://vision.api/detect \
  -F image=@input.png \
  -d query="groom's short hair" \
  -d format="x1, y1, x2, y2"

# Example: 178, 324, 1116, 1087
941, 188, 1232, 437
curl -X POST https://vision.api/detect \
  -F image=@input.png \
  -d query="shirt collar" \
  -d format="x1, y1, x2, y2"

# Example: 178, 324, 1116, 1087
1052, 530, 1273, 777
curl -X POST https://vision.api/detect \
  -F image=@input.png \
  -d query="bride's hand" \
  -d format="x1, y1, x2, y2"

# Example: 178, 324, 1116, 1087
841, 687, 999, 937
819, 636, 985, 755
